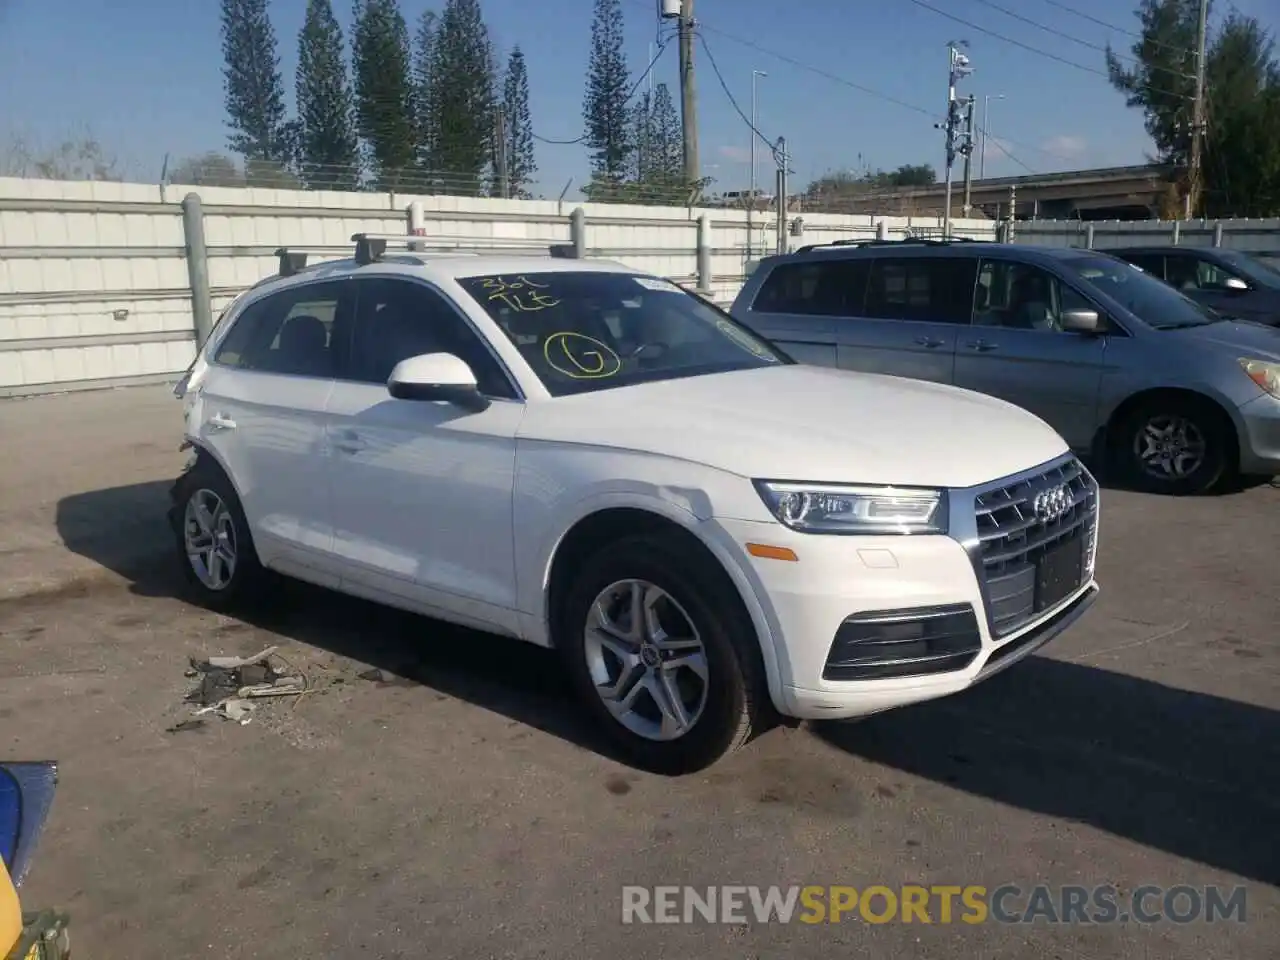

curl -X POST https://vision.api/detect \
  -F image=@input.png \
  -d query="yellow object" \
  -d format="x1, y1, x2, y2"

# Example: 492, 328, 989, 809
0, 857, 20, 957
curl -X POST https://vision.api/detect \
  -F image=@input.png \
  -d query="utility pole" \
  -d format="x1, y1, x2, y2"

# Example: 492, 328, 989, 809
678, 0, 700, 190
1185, 0, 1209, 219
961, 96, 975, 218
937, 41, 973, 239
495, 104, 510, 200
775, 137, 788, 255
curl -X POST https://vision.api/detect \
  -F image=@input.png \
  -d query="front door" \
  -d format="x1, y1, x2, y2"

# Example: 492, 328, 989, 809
953, 258, 1106, 451
836, 255, 976, 385
194, 278, 351, 582
324, 275, 526, 635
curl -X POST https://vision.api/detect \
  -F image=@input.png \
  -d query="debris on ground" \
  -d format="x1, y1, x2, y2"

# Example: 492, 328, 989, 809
181, 644, 309, 726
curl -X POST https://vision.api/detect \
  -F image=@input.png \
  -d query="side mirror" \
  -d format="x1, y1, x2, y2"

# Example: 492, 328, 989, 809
387, 353, 489, 411
1060, 308, 1101, 333
1224, 276, 1250, 292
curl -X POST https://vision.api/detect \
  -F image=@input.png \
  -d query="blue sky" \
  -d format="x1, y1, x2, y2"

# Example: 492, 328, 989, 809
1, 0, 1272, 195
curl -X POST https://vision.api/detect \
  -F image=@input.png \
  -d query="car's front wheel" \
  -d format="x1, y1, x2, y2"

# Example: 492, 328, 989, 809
173, 460, 266, 610
559, 532, 764, 774
1111, 396, 1233, 495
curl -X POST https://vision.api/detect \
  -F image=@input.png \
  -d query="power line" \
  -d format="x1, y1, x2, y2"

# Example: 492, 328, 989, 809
693, 18, 1082, 165
696, 21, 938, 121
904, 0, 1195, 101
978, 127, 1038, 175
1032, 0, 1202, 59
531, 37, 672, 146
695, 31, 782, 164
968, 0, 1195, 77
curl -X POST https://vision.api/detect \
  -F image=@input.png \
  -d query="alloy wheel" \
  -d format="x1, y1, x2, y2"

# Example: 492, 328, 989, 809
183, 488, 238, 591
583, 579, 710, 742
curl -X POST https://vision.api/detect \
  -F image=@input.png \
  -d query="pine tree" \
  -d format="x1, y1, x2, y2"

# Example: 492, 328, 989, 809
296, 0, 360, 190
431, 0, 497, 195
220, 0, 290, 163
650, 83, 683, 192
583, 0, 632, 190
351, 0, 417, 189
413, 11, 441, 175
501, 47, 537, 198
630, 91, 653, 187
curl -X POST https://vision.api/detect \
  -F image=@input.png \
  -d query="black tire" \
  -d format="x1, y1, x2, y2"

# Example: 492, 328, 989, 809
1110, 395, 1234, 495
557, 532, 765, 775
172, 459, 268, 611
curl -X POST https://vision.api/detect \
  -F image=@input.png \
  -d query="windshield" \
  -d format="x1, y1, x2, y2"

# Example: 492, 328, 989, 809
1062, 255, 1220, 329
457, 271, 789, 396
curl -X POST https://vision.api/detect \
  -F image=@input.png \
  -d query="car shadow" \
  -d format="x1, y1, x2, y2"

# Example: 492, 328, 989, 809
54, 481, 623, 764
813, 655, 1280, 886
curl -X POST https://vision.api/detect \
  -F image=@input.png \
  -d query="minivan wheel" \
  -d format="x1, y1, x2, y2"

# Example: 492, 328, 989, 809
173, 463, 266, 609
1111, 396, 1231, 495
559, 533, 762, 774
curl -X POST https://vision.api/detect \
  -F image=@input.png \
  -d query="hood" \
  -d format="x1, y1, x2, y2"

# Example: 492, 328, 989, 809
1166, 319, 1280, 360
519, 365, 1070, 489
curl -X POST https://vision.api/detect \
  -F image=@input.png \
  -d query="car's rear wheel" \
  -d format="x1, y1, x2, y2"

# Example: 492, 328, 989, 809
173, 461, 266, 610
559, 532, 763, 774
1111, 395, 1233, 495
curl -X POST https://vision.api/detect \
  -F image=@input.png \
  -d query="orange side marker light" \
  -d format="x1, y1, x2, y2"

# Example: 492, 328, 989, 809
746, 543, 799, 562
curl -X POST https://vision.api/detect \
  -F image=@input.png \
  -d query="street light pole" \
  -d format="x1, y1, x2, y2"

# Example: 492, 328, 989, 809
748, 69, 766, 260
980, 93, 1004, 181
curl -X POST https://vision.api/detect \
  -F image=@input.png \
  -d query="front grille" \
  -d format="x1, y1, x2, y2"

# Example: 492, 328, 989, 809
973, 457, 1098, 638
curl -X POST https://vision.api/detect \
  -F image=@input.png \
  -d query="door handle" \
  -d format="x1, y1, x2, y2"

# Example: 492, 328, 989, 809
207, 413, 237, 431
332, 431, 366, 454
965, 340, 999, 352
914, 336, 945, 348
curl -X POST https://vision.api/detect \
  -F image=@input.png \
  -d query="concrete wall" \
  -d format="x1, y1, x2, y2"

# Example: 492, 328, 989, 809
1014, 218, 1280, 258
0, 175, 997, 397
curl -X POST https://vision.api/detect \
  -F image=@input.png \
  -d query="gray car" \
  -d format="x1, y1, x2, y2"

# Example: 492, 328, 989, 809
1106, 245, 1280, 326
729, 239, 1280, 495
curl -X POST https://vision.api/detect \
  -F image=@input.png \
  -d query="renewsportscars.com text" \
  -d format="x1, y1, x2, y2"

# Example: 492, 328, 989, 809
621, 884, 1248, 925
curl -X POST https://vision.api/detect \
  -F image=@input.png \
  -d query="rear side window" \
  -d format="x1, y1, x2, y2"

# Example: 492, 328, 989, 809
213, 281, 347, 378
864, 257, 977, 323
751, 259, 870, 316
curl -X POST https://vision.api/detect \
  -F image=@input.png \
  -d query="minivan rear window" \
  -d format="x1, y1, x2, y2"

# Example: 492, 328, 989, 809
752, 259, 870, 315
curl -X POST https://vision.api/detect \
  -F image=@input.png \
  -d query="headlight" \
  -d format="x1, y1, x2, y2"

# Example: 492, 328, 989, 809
754, 481, 948, 535
1240, 357, 1280, 398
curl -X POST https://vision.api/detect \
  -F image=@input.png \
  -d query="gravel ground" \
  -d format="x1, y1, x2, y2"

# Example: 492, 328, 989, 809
1, 384, 1276, 959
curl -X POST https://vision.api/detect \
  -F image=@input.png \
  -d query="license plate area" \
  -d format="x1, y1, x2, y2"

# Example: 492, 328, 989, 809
1035, 533, 1084, 612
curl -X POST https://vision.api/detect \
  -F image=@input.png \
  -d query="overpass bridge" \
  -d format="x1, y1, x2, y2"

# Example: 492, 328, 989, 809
803, 164, 1176, 221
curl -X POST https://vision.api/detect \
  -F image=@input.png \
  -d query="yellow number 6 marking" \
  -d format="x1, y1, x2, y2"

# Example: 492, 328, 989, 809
543, 332, 622, 379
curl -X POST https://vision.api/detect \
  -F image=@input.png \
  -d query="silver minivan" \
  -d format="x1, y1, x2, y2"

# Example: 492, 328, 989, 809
730, 239, 1280, 495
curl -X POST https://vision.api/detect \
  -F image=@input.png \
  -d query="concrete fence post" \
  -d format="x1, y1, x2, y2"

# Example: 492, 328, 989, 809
1171, 220, 1181, 245
876, 219, 889, 240
570, 207, 587, 259
406, 200, 426, 251
1213, 222, 1224, 247
182, 193, 214, 348
696, 214, 712, 294
1085, 224, 1095, 250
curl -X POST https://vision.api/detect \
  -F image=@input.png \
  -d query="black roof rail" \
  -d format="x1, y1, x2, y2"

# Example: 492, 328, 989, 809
273, 246, 348, 277
793, 236, 993, 254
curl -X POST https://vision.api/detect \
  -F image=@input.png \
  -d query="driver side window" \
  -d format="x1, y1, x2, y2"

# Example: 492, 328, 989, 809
972, 260, 1097, 333
1168, 255, 1246, 293
348, 279, 517, 398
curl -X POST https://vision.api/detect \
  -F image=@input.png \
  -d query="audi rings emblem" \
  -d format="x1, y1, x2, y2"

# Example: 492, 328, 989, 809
1032, 483, 1072, 523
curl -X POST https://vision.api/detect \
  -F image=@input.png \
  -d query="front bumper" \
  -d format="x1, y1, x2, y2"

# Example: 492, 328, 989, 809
707, 457, 1099, 722
1237, 392, 1280, 475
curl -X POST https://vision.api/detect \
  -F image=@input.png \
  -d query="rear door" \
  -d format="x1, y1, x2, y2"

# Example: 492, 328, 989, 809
195, 279, 352, 580
835, 255, 976, 384
953, 258, 1105, 450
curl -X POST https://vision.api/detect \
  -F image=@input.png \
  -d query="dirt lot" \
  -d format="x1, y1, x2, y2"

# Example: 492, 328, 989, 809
1, 385, 1277, 959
